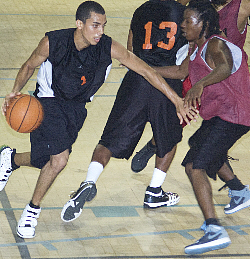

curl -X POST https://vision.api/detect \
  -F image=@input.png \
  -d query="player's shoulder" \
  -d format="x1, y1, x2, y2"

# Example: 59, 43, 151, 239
45, 28, 75, 38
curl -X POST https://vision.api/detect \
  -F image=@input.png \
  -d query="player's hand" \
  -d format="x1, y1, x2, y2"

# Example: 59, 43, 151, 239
1, 92, 21, 115
184, 81, 204, 109
175, 97, 199, 125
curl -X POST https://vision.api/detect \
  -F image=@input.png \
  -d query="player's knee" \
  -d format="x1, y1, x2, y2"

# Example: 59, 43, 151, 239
50, 152, 69, 172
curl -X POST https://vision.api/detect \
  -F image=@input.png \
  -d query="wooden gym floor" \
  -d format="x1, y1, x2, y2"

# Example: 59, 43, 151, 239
0, 0, 250, 258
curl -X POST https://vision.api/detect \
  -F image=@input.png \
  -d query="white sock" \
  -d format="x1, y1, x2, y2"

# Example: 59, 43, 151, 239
149, 168, 166, 188
85, 161, 104, 183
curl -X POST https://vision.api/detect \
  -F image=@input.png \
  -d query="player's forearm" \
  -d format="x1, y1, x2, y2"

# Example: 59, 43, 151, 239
153, 56, 189, 80
12, 62, 36, 93
197, 63, 231, 89
144, 68, 181, 105
154, 65, 187, 80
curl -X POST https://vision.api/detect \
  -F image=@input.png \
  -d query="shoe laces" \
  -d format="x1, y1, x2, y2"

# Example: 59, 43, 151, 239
20, 215, 38, 228
20, 208, 40, 227
165, 191, 178, 199
228, 188, 232, 198
227, 155, 239, 162
69, 181, 92, 198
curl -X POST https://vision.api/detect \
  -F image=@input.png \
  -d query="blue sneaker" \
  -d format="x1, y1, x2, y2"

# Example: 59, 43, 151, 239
185, 225, 231, 255
224, 185, 250, 214
61, 181, 97, 222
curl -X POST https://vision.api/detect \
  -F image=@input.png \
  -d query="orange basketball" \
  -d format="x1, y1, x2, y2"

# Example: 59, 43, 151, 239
5, 94, 44, 133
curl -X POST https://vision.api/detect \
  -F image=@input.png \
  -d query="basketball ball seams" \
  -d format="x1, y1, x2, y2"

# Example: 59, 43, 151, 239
8, 95, 28, 130
17, 95, 32, 133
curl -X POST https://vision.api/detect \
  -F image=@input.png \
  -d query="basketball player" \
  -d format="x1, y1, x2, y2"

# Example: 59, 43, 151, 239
131, 0, 250, 221
60, 0, 195, 222
148, 0, 250, 253
0, 1, 196, 238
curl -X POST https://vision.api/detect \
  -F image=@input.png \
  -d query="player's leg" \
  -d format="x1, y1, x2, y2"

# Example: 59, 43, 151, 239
17, 98, 86, 238
144, 78, 183, 208
182, 118, 233, 254
61, 70, 149, 222
217, 162, 250, 214
144, 145, 180, 208
17, 149, 69, 238
184, 164, 231, 255
61, 144, 111, 222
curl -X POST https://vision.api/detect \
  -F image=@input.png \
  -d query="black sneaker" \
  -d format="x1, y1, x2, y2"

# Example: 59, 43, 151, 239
131, 140, 156, 173
61, 181, 97, 222
144, 186, 180, 208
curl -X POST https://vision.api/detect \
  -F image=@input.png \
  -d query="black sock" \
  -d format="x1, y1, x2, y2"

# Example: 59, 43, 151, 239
11, 149, 20, 171
29, 201, 40, 209
205, 218, 220, 226
226, 176, 245, 191
147, 186, 161, 194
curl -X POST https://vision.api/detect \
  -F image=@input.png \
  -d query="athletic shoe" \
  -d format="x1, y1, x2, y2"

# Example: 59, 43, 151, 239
17, 204, 41, 239
200, 221, 206, 231
184, 224, 231, 254
224, 185, 250, 214
143, 186, 180, 208
61, 181, 97, 222
131, 140, 156, 173
0, 146, 13, 191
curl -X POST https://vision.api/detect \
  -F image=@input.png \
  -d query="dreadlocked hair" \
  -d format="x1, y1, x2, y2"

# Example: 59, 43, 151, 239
210, 0, 228, 8
188, 0, 222, 39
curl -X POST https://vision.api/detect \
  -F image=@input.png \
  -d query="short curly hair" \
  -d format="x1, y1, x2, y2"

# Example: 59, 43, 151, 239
76, 1, 105, 23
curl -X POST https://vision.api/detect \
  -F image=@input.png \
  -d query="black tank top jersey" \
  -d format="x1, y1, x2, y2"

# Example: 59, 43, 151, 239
45, 28, 112, 102
131, 0, 187, 67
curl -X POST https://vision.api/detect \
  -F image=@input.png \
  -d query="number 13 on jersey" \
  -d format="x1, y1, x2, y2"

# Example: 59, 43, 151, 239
143, 21, 177, 50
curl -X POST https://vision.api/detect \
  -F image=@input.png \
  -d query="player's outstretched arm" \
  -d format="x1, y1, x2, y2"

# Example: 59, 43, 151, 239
111, 39, 198, 125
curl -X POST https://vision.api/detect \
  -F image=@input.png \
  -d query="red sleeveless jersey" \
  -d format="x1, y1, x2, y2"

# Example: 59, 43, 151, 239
189, 35, 250, 126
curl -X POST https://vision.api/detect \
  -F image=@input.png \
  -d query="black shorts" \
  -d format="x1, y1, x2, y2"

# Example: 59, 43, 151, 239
182, 117, 250, 180
99, 70, 183, 159
30, 97, 87, 169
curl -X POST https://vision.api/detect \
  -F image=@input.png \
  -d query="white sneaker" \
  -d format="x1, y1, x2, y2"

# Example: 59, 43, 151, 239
17, 204, 41, 238
0, 146, 13, 191
144, 186, 180, 208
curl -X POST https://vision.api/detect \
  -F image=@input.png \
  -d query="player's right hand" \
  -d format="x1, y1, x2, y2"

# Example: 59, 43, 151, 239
1, 92, 21, 115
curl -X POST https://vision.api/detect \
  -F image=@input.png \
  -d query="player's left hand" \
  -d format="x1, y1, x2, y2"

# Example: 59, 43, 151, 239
175, 97, 199, 125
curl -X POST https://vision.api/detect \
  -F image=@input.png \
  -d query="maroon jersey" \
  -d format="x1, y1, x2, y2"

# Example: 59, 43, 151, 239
189, 35, 250, 126
218, 0, 248, 58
